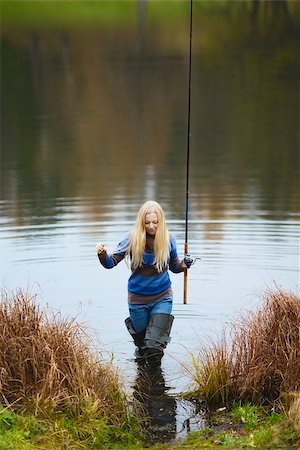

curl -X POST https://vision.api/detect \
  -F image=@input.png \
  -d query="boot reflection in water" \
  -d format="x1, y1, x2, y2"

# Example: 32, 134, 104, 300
96, 201, 190, 364
132, 364, 177, 443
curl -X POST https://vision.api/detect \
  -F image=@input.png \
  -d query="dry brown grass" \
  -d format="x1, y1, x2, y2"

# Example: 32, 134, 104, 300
0, 289, 126, 419
189, 336, 231, 407
188, 288, 300, 408
230, 288, 300, 403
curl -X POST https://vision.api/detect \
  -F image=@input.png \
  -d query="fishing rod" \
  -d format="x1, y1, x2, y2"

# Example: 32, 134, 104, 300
183, 0, 193, 305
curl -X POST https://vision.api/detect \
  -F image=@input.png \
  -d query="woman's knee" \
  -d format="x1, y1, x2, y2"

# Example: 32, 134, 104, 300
129, 306, 149, 332
150, 297, 173, 316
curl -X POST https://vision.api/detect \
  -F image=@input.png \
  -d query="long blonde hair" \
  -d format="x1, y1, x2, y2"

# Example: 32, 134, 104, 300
127, 201, 170, 272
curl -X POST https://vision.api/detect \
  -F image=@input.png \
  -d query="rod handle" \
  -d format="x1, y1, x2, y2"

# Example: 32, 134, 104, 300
183, 242, 188, 304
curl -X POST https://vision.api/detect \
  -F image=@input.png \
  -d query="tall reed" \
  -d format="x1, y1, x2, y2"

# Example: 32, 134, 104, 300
188, 288, 300, 408
230, 288, 300, 403
0, 289, 127, 422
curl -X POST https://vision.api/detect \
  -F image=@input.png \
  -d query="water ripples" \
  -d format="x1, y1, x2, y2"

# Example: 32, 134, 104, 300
0, 199, 299, 395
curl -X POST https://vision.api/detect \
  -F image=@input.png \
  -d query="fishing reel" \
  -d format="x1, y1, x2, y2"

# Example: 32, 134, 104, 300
184, 253, 201, 268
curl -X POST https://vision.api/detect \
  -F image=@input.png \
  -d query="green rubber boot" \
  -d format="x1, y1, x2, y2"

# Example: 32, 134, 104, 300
124, 317, 146, 361
142, 313, 174, 365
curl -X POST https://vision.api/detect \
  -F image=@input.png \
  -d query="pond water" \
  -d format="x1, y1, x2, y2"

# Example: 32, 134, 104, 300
1, 0, 299, 437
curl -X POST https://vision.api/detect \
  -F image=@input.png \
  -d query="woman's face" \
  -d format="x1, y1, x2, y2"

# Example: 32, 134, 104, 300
144, 212, 158, 235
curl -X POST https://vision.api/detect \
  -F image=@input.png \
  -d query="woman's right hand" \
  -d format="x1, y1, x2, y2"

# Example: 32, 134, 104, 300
96, 242, 106, 254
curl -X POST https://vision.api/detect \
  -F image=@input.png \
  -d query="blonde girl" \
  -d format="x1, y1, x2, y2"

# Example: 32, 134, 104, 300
96, 200, 189, 364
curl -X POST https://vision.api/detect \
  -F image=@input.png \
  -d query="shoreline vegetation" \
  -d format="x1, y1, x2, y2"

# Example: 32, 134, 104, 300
0, 288, 299, 449
1, 0, 300, 29
0, 290, 142, 448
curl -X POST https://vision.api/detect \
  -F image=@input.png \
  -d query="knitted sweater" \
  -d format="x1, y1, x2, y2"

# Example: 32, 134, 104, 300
98, 233, 185, 304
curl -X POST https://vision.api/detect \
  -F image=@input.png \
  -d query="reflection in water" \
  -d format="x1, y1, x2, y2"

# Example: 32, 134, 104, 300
1, 2, 300, 225
131, 361, 206, 443
132, 363, 177, 443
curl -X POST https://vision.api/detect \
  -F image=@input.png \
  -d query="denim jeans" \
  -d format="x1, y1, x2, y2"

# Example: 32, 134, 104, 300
129, 296, 173, 333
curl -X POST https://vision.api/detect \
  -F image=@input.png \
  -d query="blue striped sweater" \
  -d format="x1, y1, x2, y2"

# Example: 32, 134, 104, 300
98, 233, 185, 304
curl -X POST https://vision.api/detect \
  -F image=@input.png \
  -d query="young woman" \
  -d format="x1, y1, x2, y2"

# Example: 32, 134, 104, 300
96, 200, 190, 364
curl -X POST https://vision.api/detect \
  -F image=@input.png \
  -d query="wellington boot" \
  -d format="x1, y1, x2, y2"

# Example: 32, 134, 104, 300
143, 313, 174, 350
124, 317, 146, 360
142, 313, 174, 366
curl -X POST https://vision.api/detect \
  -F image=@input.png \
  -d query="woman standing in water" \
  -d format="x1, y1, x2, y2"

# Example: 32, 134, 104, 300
96, 200, 191, 365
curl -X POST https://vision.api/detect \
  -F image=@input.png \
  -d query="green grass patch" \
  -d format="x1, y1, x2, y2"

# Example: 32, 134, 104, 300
231, 403, 261, 431
0, 0, 138, 28
150, 405, 299, 449
0, 0, 193, 28
0, 0, 276, 29
0, 408, 46, 450
0, 407, 143, 449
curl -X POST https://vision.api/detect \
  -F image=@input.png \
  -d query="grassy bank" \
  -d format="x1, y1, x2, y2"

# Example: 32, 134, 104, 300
1, 398, 299, 449
185, 288, 300, 408
0, 290, 143, 448
0, 288, 299, 448
0, 406, 142, 449
2, 0, 299, 29
1, 0, 188, 28
176, 287, 300, 449
151, 402, 299, 449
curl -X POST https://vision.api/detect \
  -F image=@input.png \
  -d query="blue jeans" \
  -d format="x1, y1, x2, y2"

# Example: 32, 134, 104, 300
129, 296, 173, 333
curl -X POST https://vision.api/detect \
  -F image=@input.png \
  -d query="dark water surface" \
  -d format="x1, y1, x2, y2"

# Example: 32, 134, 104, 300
1, 2, 300, 434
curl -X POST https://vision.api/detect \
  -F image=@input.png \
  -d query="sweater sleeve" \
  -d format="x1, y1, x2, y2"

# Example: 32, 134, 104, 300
98, 235, 130, 269
169, 234, 186, 273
